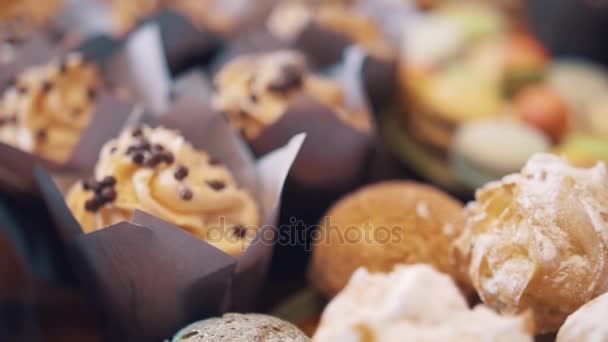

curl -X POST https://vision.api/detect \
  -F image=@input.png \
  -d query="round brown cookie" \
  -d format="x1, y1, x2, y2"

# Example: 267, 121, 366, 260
308, 181, 468, 298
173, 313, 310, 342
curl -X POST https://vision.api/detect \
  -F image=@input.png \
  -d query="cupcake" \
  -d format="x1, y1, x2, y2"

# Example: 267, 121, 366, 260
65, 125, 259, 257
109, 0, 272, 36
0, 53, 100, 162
173, 313, 310, 342
267, 1, 394, 67
557, 292, 608, 342
314, 264, 534, 342
452, 153, 608, 333
308, 181, 467, 298
212, 50, 370, 141
0, 0, 63, 44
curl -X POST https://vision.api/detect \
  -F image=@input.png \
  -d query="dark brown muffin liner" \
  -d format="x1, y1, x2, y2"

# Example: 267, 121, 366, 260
0, 32, 139, 195
35, 94, 304, 340
143, 10, 224, 76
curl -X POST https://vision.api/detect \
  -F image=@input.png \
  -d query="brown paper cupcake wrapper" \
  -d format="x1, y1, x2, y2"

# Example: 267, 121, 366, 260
250, 46, 377, 194
35, 94, 304, 340
0, 33, 141, 194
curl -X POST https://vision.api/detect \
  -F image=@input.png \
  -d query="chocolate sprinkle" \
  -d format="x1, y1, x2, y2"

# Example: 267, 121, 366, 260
83, 175, 119, 212
132, 152, 145, 165
180, 188, 193, 201
100, 176, 116, 187
208, 157, 221, 166
174, 165, 189, 181
110, 146, 118, 154
41, 81, 53, 93
87, 88, 97, 101
100, 187, 117, 202
36, 129, 47, 140
268, 64, 303, 93
72, 107, 83, 117
131, 127, 143, 137
206, 180, 225, 191
84, 198, 101, 212
17, 86, 28, 95
250, 93, 258, 103
58, 61, 68, 73
232, 225, 248, 239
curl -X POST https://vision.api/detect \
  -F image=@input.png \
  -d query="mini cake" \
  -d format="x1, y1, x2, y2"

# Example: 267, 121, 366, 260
0, 0, 63, 43
0, 53, 100, 162
452, 153, 608, 333
66, 125, 259, 257
557, 292, 608, 342
173, 313, 310, 342
308, 181, 467, 298
212, 50, 370, 141
314, 264, 534, 342
267, 1, 394, 63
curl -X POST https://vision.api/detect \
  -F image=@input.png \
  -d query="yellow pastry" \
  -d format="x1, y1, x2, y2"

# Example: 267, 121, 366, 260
66, 125, 259, 257
452, 153, 608, 333
0, 53, 99, 162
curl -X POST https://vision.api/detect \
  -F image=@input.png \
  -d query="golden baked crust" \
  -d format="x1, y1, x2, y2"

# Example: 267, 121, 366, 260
66, 125, 259, 257
452, 153, 608, 333
557, 292, 608, 342
0, 53, 99, 162
314, 265, 534, 342
212, 50, 370, 141
308, 181, 467, 298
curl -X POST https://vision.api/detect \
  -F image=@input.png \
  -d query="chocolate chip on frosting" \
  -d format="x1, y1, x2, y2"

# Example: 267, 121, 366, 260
206, 180, 226, 191
268, 64, 303, 94
100, 175, 116, 187
41, 81, 53, 93
232, 225, 248, 239
180, 188, 193, 201
125, 134, 174, 168
36, 129, 47, 141
87, 88, 97, 101
82, 175, 118, 212
174, 165, 189, 181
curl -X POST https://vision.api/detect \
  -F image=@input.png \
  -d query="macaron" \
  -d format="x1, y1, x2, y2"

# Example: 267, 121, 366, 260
554, 134, 608, 167
173, 313, 310, 342
547, 59, 608, 129
451, 118, 551, 189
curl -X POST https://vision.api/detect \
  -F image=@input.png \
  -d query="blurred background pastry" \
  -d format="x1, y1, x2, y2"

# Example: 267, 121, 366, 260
0, 0, 63, 44
0, 53, 99, 162
267, 0, 395, 67
173, 313, 310, 342
66, 125, 259, 257
452, 153, 608, 333
308, 181, 467, 298
314, 264, 534, 342
212, 50, 370, 141
108, 0, 276, 36
556, 291, 608, 342
385, 0, 608, 193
